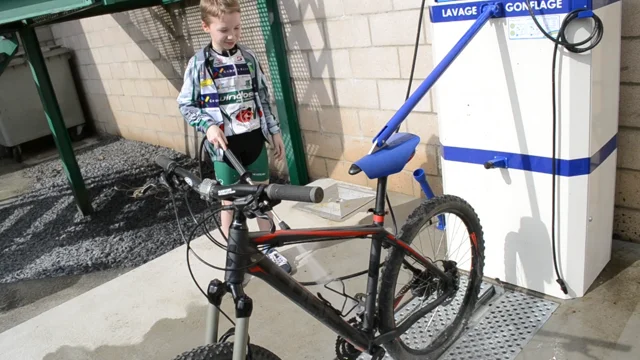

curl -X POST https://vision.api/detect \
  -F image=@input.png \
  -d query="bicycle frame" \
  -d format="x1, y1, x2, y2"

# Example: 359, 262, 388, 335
205, 177, 455, 358
197, 5, 501, 358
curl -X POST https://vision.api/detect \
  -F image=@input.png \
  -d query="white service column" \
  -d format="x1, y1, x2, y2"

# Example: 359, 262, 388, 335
428, 0, 621, 299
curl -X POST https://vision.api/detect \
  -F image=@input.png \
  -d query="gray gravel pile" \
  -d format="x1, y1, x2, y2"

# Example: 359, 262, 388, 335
0, 135, 219, 284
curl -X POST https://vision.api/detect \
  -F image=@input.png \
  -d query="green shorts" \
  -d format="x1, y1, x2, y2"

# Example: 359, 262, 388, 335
212, 134, 270, 185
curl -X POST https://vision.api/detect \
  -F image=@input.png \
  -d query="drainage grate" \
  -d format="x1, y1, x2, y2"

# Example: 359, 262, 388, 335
440, 291, 558, 360
358, 277, 493, 360
357, 282, 558, 360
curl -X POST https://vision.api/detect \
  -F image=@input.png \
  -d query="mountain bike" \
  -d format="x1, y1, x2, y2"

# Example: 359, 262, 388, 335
157, 139, 485, 360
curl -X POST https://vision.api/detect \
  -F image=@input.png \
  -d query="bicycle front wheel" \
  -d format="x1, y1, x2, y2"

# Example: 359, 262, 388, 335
378, 195, 485, 360
173, 342, 282, 360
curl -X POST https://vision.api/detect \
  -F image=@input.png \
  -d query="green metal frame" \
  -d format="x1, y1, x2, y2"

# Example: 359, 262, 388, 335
18, 24, 93, 215
257, 0, 309, 185
0, 0, 94, 26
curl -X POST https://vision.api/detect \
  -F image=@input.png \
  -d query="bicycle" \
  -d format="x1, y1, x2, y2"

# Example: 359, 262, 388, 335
156, 136, 485, 359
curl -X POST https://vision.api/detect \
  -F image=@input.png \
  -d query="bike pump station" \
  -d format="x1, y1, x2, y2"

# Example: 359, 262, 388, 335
427, 0, 622, 299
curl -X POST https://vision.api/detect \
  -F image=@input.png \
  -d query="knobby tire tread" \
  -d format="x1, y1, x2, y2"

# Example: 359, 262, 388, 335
172, 342, 282, 360
377, 195, 485, 360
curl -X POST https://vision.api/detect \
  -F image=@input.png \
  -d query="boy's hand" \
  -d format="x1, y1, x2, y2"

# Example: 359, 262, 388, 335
206, 125, 227, 150
273, 133, 285, 160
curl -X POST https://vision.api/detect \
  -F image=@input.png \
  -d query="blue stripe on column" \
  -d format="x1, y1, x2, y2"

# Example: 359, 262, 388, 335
442, 134, 617, 177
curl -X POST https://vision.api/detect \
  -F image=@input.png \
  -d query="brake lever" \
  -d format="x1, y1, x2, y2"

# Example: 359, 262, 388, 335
255, 213, 276, 234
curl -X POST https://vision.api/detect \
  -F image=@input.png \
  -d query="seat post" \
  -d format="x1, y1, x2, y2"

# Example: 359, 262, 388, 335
373, 177, 388, 225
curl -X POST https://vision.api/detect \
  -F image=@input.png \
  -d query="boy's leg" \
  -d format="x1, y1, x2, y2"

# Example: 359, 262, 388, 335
213, 146, 292, 273
245, 145, 292, 273
212, 160, 241, 240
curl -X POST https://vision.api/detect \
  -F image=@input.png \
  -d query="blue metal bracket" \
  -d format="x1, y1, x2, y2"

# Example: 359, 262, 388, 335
483, 156, 508, 169
373, 2, 501, 147
413, 169, 446, 230
578, 10, 594, 18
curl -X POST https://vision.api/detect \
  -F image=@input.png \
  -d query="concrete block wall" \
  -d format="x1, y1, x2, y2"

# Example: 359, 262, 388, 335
614, 0, 640, 242
280, 0, 441, 199
41, 0, 640, 242
49, 2, 207, 157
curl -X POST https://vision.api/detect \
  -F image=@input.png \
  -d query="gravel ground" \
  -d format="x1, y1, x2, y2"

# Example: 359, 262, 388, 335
0, 135, 226, 284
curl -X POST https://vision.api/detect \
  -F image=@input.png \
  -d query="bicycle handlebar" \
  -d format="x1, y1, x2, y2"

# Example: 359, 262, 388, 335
155, 155, 324, 204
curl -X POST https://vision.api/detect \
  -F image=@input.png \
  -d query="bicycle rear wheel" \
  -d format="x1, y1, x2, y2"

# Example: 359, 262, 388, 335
378, 195, 485, 360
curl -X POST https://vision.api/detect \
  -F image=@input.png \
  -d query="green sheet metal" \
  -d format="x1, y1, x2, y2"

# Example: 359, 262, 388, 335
0, 32, 19, 77
257, 0, 309, 185
0, 0, 95, 26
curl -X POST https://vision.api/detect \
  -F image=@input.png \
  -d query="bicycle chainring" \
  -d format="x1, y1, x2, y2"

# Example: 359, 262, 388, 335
335, 317, 362, 360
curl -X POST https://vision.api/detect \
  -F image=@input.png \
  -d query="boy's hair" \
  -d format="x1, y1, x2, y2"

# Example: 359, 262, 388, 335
200, 0, 241, 23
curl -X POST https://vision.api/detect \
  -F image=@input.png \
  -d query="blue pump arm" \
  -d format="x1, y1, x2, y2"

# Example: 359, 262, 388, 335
373, 2, 502, 147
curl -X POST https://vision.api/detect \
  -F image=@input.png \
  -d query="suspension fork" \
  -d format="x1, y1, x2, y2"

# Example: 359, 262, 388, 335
224, 210, 254, 360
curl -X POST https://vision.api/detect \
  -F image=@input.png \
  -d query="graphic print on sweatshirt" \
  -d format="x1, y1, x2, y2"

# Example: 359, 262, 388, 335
210, 49, 261, 136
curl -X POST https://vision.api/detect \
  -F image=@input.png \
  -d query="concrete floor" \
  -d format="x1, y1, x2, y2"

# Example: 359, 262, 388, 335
0, 177, 639, 359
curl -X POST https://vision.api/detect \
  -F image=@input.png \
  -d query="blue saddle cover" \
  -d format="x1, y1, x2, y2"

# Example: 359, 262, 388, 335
354, 133, 420, 179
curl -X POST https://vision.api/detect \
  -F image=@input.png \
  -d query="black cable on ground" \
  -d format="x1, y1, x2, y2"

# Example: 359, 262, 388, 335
526, 1, 603, 295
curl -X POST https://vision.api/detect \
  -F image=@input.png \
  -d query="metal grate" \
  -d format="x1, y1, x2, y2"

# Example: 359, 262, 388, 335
440, 291, 558, 360
358, 282, 558, 360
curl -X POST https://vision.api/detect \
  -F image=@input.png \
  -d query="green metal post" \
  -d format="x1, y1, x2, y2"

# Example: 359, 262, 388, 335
18, 25, 93, 216
256, 0, 309, 185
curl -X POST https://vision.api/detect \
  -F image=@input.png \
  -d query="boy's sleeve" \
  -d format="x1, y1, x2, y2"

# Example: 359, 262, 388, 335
177, 56, 220, 134
257, 62, 281, 135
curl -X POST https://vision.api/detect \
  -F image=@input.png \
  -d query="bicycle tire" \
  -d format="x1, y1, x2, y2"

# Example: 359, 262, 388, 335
172, 342, 282, 360
377, 195, 485, 360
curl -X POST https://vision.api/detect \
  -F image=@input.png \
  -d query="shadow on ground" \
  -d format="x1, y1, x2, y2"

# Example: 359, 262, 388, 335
42, 302, 210, 360
0, 135, 215, 285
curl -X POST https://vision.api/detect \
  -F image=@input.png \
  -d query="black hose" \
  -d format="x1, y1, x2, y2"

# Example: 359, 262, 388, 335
526, 1, 604, 295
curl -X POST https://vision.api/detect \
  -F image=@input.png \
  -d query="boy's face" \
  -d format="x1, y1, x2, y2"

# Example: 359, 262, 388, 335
203, 12, 241, 53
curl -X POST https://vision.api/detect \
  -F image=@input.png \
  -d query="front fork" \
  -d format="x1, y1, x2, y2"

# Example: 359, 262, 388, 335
205, 211, 254, 360
205, 280, 253, 360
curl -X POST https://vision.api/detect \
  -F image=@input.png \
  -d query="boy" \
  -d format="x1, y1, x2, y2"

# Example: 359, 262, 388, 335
177, 0, 291, 273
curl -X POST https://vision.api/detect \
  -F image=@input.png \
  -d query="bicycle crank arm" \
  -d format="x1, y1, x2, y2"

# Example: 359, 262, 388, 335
372, 287, 455, 346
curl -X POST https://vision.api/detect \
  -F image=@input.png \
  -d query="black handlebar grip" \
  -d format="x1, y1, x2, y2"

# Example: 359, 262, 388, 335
155, 155, 176, 172
266, 184, 324, 203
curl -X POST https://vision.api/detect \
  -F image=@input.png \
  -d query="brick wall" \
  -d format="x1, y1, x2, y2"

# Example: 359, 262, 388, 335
281, 0, 441, 199
614, 0, 640, 242
45, 0, 640, 242
50, 2, 205, 158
